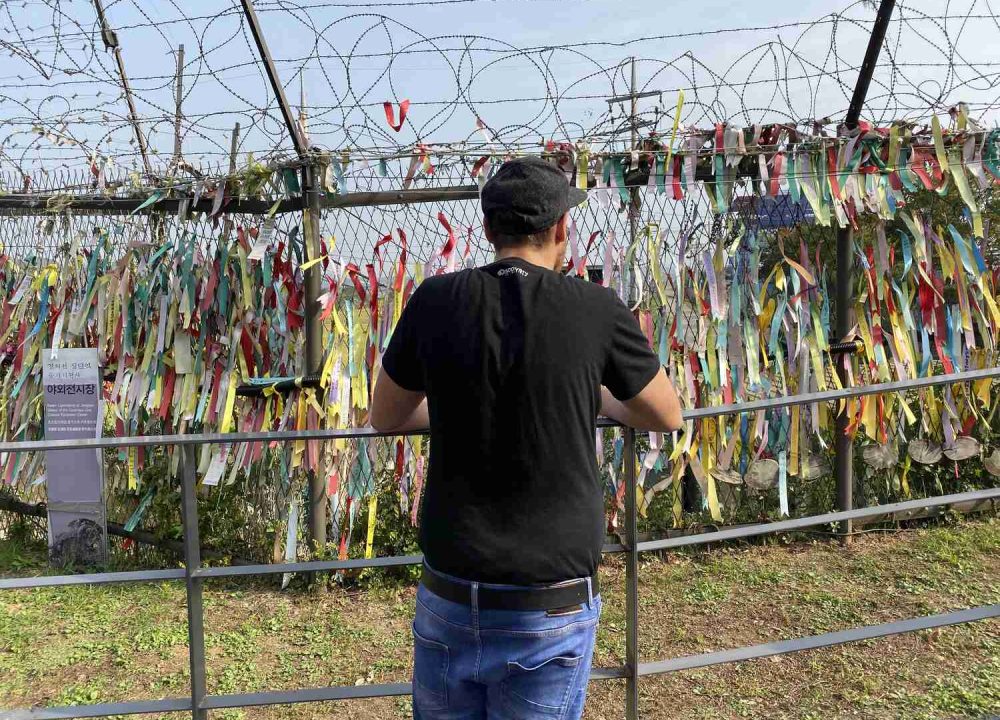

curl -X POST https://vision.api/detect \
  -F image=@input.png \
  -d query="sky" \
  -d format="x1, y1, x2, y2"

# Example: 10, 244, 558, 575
1, 0, 998, 178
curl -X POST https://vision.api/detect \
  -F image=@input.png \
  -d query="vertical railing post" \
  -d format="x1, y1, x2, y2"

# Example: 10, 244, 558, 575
302, 162, 327, 566
179, 444, 208, 720
623, 55, 641, 720
834, 232, 855, 540
833, 0, 896, 541
623, 425, 640, 720
239, 0, 323, 570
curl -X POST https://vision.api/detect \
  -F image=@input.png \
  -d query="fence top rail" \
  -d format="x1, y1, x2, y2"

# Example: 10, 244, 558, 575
2, 487, 995, 591
636, 486, 1000, 553
0, 367, 997, 453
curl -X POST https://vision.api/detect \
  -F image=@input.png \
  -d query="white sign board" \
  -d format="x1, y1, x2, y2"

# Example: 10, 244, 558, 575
42, 348, 106, 566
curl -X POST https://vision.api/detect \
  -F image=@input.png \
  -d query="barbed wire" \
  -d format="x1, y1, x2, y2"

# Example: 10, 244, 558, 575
0, 0, 997, 183
5, 0, 1000, 557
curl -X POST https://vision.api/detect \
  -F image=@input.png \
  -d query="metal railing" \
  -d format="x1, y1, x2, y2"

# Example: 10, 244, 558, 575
2, 368, 1000, 720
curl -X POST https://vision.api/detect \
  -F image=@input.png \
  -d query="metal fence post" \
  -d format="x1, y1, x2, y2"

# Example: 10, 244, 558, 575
239, 0, 327, 572
302, 163, 327, 562
179, 444, 208, 720
624, 58, 642, 718
623, 425, 640, 720
834, 229, 855, 541
832, 0, 896, 541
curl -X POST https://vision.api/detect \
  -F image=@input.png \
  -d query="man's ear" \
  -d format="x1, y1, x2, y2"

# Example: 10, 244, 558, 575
483, 214, 496, 244
552, 213, 569, 247
549, 213, 569, 271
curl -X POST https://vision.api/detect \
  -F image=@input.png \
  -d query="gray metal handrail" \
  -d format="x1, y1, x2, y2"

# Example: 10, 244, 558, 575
2, 366, 1000, 720
3, 479, 997, 720
3, 366, 999, 454
3, 488, 997, 592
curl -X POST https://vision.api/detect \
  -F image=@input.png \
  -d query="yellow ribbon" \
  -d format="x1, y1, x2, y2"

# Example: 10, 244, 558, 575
947, 149, 984, 237
671, 459, 685, 528
664, 91, 685, 172
365, 494, 378, 559
220, 371, 239, 434
931, 115, 949, 180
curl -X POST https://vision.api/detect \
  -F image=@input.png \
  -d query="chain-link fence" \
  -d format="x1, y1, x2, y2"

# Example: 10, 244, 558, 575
2, 145, 998, 571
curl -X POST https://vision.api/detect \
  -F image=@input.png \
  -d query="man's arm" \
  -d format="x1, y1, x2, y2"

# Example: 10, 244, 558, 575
372, 282, 429, 432
600, 368, 683, 432
601, 289, 683, 432
370, 370, 429, 432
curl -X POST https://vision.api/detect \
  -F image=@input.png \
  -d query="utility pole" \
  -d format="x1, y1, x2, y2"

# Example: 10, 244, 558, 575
92, 0, 153, 179
228, 123, 241, 177
172, 44, 185, 169
220, 123, 241, 241
834, 0, 896, 543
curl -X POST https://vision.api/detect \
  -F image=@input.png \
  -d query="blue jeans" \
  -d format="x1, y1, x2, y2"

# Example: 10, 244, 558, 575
412, 571, 601, 720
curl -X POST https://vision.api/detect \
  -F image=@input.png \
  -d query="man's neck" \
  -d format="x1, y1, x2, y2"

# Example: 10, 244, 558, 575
495, 247, 559, 271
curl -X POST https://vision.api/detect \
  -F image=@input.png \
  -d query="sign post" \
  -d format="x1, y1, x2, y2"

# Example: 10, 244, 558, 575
42, 348, 106, 566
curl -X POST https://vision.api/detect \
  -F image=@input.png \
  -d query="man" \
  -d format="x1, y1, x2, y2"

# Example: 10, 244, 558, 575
371, 156, 682, 719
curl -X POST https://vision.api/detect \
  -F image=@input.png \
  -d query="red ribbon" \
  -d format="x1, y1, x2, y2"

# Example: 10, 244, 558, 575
918, 272, 934, 330
844, 198, 859, 231
383, 100, 410, 132
200, 261, 219, 312
471, 156, 490, 178
688, 352, 702, 407
366, 262, 379, 318
286, 290, 303, 331
240, 329, 255, 376
207, 362, 223, 424
826, 147, 842, 199
374, 233, 393, 276
394, 440, 405, 483
366, 262, 379, 370
769, 152, 784, 197
437, 212, 456, 260
910, 148, 944, 190
319, 237, 330, 273
158, 368, 176, 422
345, 262, 367, 304
672, 155, 684, 200
258, 325, 270, 373
395, 229, 408, 294
934, 305, 952, 373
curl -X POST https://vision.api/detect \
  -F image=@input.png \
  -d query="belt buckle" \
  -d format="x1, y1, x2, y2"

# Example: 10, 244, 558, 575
545, 604, 584, 617
549, 577, 584, 588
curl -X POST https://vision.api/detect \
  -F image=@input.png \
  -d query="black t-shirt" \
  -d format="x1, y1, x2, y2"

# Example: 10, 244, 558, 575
381, 256, 661, 585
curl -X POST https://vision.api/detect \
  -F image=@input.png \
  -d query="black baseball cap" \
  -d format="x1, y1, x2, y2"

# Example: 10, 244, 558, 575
481, 156, 588, 235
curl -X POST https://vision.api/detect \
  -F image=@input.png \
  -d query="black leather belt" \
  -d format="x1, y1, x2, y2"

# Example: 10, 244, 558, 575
420, 564, 599, 612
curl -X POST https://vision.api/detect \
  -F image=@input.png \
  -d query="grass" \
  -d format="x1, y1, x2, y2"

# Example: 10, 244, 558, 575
0, 518, 997, 719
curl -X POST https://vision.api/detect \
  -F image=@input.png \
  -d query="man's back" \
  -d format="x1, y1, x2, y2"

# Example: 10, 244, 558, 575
382, 255, 660, 584
372, 156, 679, 720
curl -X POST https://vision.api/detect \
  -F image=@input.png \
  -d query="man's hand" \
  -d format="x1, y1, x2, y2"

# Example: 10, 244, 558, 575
600, 368, 683, 431
370, 369, 429, 432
